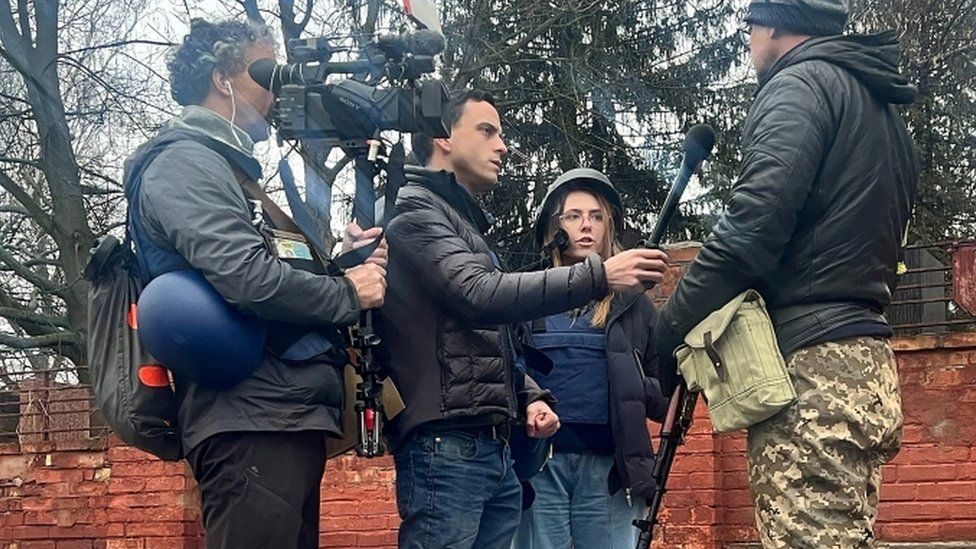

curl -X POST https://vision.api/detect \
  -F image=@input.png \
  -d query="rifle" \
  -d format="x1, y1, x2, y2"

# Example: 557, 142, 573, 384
630, 124, 714, 547
633, 384, 699, 548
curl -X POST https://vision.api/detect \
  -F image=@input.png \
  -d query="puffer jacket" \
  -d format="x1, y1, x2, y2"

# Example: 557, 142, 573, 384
378, 167, 610, 447
658, 32, 918, 390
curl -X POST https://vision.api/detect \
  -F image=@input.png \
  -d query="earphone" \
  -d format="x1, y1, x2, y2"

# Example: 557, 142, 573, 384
222, 79, 245, 150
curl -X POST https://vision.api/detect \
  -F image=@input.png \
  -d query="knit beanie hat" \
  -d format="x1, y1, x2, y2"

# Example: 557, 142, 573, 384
745, 0, 849, 36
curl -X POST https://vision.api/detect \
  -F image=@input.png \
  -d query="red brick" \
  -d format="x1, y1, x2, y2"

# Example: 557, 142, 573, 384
106, 492, 183, 509
3, 510, 26, 527
32, 468, 84, 485
719, 488, 754, 508
897, 445, 971, 465
55, 541, 93, 549
109, 462, 177, 479
5, 526, 52, 539
355, 529, 397, 547
940, 520, 976, 540
896, 464, 958, 482
47, 526, 106, 539
144, 537, 191, 549
915, 481, 975, 501
105, 540, 144, 549
52, 497, 92, 511
107, 477, 146, 494
321, 532, 358, 548
107, 445, 158, 463
877, 521, 941, 541
880, 483, 917, 501
20, 542, 57, 549
125, 522, 191, 537
24, 510, 58, 525
47, 452, 106, 470
144, 475, 186, 492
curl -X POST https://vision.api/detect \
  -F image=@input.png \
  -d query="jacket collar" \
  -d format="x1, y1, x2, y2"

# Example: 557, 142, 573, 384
163, 106, 263, 181
404, 165, 492, 234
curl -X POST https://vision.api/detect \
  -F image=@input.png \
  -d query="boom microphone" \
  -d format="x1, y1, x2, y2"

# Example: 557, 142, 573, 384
645, 124, 716, 247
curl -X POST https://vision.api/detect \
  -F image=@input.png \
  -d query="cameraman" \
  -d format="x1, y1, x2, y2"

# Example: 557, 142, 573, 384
124, 19, 385, 549
379, 90, 669, 549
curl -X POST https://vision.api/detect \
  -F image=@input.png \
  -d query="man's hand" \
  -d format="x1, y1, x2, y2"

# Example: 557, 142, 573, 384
603, 248, 669, 293
345, 263, 387, 310
342, 222, 388, 268
526, 400, 560, 438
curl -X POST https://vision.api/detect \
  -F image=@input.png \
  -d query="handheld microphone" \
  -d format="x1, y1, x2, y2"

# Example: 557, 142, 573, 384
645, 124, 715, 247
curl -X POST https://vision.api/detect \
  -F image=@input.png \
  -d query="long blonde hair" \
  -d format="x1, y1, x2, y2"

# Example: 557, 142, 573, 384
544, 189, 622, 328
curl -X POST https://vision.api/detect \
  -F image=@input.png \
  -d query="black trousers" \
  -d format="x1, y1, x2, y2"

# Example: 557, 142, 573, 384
187, 431, 327, 549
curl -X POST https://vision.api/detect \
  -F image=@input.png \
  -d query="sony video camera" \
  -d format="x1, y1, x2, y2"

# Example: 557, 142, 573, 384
248, 20, 450, 145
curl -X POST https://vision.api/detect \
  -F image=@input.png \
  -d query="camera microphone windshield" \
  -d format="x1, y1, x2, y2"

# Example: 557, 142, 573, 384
376, 29, 446, 59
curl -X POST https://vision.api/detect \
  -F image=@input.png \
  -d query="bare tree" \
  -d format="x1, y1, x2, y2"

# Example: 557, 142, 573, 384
0, 0, 172, 381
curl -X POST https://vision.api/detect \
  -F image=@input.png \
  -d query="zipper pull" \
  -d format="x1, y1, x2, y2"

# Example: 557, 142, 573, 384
626, 488, 633, 508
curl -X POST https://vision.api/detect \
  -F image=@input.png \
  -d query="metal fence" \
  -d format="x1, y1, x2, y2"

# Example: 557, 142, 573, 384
888, 241, 976, 334
0, 364, 107, 445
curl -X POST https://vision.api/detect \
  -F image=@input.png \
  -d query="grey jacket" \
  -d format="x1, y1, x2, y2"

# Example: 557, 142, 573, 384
378, 167, 610, 448
126, 107, 360, 453
658, 32, 918, 392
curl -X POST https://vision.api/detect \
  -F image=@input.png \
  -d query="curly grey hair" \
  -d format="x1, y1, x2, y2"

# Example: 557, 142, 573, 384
168, 18, 277, 106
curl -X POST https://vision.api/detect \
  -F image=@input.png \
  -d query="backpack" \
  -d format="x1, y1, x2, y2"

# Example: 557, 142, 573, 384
85, 233, 182, 460
84, 138, 187, 460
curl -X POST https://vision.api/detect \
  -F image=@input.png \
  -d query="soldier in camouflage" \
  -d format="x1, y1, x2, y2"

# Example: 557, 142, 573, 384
653, 0, 918, 547
748, 337, 902, 547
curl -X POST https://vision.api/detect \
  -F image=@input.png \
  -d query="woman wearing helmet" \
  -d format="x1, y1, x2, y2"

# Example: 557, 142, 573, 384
513, 168, 670, 549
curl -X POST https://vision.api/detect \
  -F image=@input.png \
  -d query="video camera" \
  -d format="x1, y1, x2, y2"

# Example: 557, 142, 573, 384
248, 4, 450, 145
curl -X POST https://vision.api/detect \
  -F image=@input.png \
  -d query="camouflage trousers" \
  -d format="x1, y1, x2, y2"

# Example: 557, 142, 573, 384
747, 336, 903, 549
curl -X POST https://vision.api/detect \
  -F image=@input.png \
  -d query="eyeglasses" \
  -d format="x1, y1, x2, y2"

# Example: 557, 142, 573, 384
555, 211, 606, 226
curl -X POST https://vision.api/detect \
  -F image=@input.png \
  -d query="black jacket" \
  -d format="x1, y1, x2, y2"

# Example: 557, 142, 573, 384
379, 167, 610, 447
127, 108, 359, 453
658, 32, 918, 390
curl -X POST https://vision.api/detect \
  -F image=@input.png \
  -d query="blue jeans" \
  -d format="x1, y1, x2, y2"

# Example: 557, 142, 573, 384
513, 452, 646, 549
394, 427, 522, 549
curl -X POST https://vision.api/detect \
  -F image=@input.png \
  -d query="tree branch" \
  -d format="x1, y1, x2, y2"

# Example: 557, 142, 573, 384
0, 168, 54, 234
0, 330, 80, 350
60, 39, 176, 57
33, 0, 57, 57
243, 0, 264, 24
297, 0, 314, 34
0, 244, 64, 298
0, 306, 69, 329
0, 3, 26, 64
455, 12, 562, 85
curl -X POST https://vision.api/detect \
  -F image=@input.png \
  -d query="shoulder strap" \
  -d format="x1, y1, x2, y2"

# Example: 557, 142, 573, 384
233, 171, 302, 234
229, 166, 345, 275
125, 137, 189, 279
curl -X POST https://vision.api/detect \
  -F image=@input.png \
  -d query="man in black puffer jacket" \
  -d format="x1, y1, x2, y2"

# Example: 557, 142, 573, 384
380, 90, 670, 549
655, 1, 918, 547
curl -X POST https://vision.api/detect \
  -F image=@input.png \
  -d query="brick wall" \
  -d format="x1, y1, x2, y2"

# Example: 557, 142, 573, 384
2, 244, 975, 548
